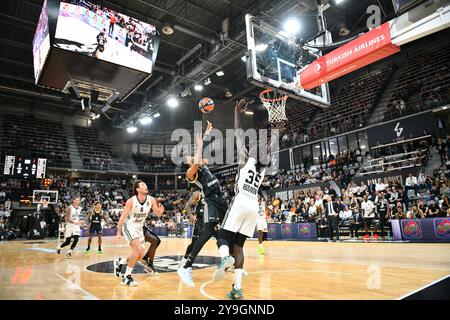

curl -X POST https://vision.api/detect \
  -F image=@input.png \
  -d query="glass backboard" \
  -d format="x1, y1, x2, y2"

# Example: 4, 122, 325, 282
245, 14, 330, 107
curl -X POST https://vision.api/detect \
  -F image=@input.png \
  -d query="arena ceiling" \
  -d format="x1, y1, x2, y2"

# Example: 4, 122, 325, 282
0, 0, 395, 131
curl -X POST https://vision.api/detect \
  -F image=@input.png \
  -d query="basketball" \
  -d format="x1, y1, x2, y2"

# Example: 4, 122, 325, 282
198, 97, 215, 113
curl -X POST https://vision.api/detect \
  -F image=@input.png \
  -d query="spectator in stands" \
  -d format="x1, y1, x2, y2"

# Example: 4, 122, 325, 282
425, 200, 439, 218
5, 198, 11, 211
324, 195, 340, 241
439, 196, 450, 217
375, 178, 387, 193
437, 138, 447, 166
361, 196, 377, 239
405, 172, 419, 199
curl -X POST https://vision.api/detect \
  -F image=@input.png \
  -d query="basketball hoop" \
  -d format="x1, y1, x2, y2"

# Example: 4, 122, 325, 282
259, 89, 288, 124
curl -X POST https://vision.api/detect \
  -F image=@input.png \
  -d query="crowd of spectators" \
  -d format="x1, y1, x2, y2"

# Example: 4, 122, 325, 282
263, 167, 450, 240
132, 153, 179, 173
0, 133, 448, 241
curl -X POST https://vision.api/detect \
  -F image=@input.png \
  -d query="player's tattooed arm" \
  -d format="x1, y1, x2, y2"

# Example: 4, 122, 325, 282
184, 191, 200, 223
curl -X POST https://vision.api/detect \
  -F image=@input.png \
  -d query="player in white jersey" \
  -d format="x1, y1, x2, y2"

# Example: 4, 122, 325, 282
256, 196, 268, 255
57, 196, 83, 259
212, 99, 273, 300
114, 180, 164, 286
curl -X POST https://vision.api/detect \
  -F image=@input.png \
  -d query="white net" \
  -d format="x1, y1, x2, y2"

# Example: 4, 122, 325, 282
260, 89, 288, 124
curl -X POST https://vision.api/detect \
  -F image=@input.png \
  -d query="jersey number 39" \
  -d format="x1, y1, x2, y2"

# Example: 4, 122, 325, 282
245, 170, 261, 188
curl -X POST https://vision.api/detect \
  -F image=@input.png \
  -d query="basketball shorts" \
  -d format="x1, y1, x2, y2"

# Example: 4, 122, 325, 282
64, 223, 81, 238
221, 194, 258, 238
89, 223, 102, 236
202, 193, 228, 224
256, 215, 268, 232
122, 223, 144, 245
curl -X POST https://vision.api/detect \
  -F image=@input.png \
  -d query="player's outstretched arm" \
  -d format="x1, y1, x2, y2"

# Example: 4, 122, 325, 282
65, 207, 73, 224
187, 121, 213, 180
234, 99, 249, 168
116, 199, 133, 237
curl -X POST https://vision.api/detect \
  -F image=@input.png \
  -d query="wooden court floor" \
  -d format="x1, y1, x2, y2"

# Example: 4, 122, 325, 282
0, 237, 449, 300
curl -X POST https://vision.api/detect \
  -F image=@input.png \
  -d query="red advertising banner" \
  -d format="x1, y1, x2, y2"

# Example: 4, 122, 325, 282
299, 22, 400, 89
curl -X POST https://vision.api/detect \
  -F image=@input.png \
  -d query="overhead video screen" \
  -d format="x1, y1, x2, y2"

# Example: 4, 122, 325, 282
32, 0, 51, 84
54, 0, 159, 74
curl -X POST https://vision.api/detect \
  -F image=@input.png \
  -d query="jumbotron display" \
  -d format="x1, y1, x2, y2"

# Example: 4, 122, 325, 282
3, 155, 47, 179
54, 0, 158, 74
32, 0, 51, 84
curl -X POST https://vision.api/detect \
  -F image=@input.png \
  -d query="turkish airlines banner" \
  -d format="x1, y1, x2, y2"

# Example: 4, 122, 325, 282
300, 22, 400, 89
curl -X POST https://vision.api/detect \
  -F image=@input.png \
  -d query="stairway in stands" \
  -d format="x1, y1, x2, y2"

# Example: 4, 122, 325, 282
64, 125, 83, 170
424, 146, 443, 176
367, 66, 401, 125
0, 118, 4, 155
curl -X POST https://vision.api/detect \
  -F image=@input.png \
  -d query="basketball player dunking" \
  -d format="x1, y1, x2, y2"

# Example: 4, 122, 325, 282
114, 180, 164, 286
177, 121, 228, 288
57, 196, 83, 259
212, 99, 273, 300
85, 201, 112, 256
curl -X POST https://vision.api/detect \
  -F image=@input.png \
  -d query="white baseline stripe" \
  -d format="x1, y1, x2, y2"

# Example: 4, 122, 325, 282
55, 273, 98, 300
396, 274, 450, 300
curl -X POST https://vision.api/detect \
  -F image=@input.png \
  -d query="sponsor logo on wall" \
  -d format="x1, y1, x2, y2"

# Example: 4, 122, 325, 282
401, 219, 422, 239
281, 224, 293, 239
298, 223, 312, 239
268, 224, 277, 238
433, 218, 450, 239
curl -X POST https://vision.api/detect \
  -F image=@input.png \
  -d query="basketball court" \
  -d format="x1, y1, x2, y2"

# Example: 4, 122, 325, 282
1, 238, 449, 300
1, 0, 450, 307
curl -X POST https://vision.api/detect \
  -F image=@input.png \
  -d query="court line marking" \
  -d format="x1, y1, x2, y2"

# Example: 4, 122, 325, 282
307, 259, 450, 271
199, 268, 353, 300
200, 280, 219, 300
395, 274, 450, 300
54, 273, 98, 300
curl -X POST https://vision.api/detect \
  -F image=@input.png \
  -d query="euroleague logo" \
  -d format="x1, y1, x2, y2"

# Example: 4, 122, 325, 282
298, 223, 311, 238
401, 220, 422, 239
434, 218, 450, 239
86, 255, 221, 274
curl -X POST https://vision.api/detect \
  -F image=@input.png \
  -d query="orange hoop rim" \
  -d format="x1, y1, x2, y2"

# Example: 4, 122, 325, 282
259, 89, 288, 102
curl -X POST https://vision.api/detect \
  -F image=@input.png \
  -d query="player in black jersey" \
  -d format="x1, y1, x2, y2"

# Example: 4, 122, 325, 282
85, 201, 111, 255
178, 191, 203, 269
92, 29, 107, 58
177, 121, 228, 288
141, 221, 162, 276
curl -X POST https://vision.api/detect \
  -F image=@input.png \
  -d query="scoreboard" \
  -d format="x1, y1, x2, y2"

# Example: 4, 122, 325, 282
3, 155, 47, 179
